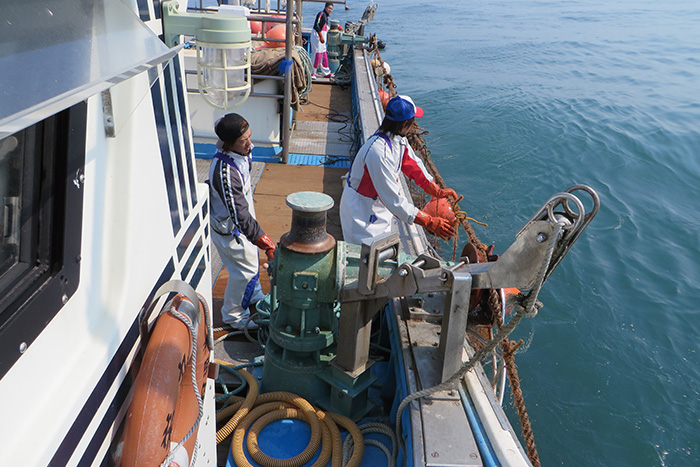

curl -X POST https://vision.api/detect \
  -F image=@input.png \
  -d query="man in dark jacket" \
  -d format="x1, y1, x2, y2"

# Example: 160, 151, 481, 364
208, 113, 276, 329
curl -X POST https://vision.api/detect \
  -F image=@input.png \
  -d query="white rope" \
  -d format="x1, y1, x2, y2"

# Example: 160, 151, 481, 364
160, 306, 204, 467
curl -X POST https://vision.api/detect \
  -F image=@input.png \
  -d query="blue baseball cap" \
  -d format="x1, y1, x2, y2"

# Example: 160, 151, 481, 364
384, 95, 424, 121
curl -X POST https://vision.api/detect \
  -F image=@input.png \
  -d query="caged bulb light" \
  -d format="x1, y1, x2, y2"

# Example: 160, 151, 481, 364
163, 0, 252, 109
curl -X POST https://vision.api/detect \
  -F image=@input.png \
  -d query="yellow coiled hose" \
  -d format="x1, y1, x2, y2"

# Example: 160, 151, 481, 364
215, 368, 365, 467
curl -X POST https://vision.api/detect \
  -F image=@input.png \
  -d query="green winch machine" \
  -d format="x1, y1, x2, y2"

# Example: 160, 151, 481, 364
259, 188, 598, 420
258, 192, 404, 419
326, 22, 370, 74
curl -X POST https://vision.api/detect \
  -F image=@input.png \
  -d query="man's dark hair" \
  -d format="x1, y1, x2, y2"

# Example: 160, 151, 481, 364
325, 2, 333, 8
378, 116, 414, 136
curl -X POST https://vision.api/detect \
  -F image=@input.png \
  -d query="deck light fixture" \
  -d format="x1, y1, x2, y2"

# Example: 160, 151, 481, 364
163, 1, 251, 109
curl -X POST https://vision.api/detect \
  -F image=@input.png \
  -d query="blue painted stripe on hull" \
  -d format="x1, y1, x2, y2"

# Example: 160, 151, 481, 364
385, 301, 415, 467
151, 0, 161, 20
136, 0, 150, 21
77, 335, 135, 467
459, 386, 500, 467
177, 215, 201, 261
182, 237, 204, 281
172, 56, 200, 209
50, 259, 176, 465
190, 256, 207, 290
164, 62, 190, 220
149, 66, 182, 235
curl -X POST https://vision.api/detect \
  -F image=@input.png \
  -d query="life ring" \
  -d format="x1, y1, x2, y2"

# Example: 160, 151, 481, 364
120, 293, 210, 467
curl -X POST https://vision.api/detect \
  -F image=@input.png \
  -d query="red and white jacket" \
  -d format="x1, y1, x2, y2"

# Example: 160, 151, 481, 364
339, 131, 433, 245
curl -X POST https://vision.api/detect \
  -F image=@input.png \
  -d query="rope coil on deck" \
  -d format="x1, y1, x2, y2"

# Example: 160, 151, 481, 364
215, 369, 366, 467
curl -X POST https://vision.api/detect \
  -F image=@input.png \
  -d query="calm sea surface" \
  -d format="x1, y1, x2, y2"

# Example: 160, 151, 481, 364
342, 0, 698, 465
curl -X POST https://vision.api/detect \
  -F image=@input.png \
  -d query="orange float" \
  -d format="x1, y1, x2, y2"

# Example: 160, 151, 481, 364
423, 197, 457, 225
378, 88, 389, 110
119, 294, 210, 467
266, 15, 285, 31
262, 24, 286, 48
249, 20, 262, 35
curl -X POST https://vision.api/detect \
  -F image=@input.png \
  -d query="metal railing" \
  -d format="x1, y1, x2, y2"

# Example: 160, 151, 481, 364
184, 0, 346, 162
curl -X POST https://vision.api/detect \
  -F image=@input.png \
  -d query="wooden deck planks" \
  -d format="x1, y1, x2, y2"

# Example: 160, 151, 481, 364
254, 164, 347, 293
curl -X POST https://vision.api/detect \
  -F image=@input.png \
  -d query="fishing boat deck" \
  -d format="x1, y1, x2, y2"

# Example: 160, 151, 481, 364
193, 48, 529, 467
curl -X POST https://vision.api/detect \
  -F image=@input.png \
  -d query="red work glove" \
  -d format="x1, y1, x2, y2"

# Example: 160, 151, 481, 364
414, 210, 455, 240
254, 234, 276, 261
425, 181, 457, 200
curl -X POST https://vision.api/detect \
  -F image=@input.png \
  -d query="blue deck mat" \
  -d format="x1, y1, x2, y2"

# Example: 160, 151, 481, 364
195, 142, 351, 168
286, 153, 351, 168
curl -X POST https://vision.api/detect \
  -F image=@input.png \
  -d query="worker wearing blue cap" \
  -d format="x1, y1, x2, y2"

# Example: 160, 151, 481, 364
340, 95, 458, 245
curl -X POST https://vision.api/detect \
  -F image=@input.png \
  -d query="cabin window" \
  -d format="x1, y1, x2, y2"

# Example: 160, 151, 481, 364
0, 102, 86, 378
0, 134, 22, 278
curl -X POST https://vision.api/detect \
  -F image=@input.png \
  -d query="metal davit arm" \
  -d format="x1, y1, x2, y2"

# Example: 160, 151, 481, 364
335, 186, 600, 384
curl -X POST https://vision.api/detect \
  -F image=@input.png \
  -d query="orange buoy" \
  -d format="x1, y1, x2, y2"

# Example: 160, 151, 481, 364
423, 197, 457, 225
267, 15, 285, 31
378, 88, 389, 110
249, 20, 262, 35
262, 24, 285, 48
119, 295, 210, 467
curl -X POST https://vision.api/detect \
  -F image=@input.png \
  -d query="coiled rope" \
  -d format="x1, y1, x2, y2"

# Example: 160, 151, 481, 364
294, 45, 314, 97
342, 422, 397, 466
216, 369, 365, 467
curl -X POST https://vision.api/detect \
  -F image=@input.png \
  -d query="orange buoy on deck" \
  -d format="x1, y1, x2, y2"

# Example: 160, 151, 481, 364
119, 294, 210, 467
250, 20, 262, 34
266, 15, 285, 31
262, 24, 285, 48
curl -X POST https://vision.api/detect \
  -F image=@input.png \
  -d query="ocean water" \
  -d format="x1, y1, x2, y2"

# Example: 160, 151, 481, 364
347, 0, 699, 465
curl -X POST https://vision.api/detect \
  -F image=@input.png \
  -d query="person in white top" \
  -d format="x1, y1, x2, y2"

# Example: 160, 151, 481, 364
310, 2, 334, 79
340, 95, 458, 245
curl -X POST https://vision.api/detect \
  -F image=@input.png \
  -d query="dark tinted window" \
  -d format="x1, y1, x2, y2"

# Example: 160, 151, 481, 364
0, 133, 23, 277
0, 102, 86, 378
